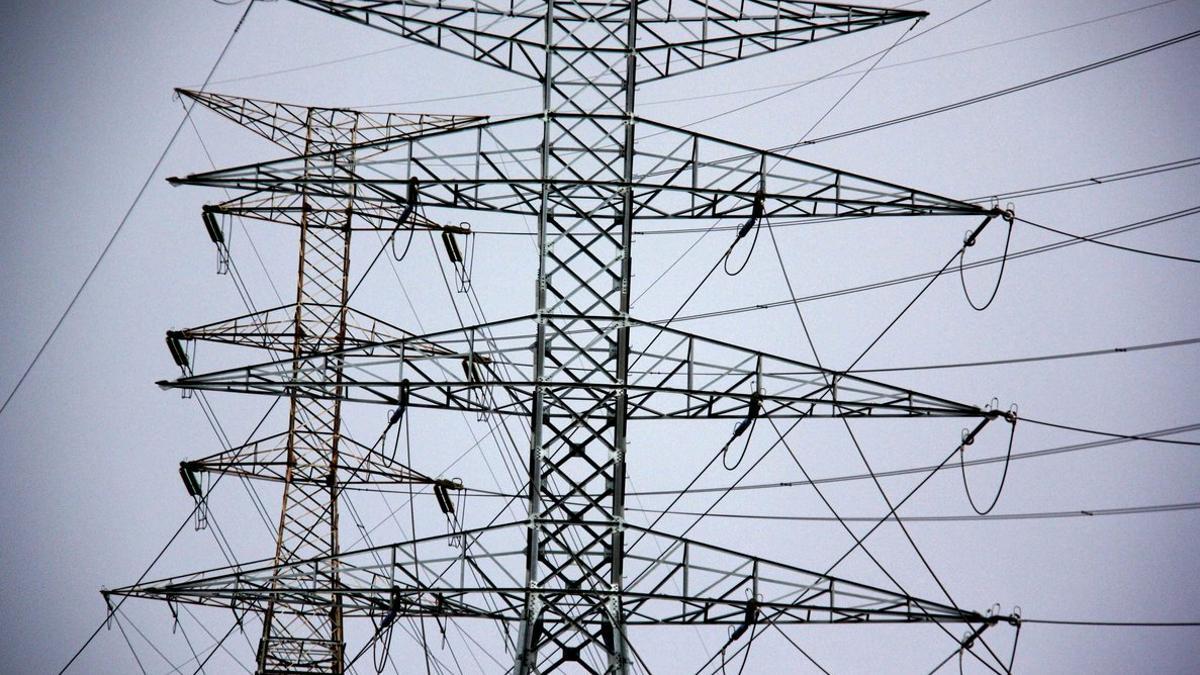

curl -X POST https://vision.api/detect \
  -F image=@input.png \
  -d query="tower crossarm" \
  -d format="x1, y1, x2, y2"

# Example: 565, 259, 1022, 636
179, 88, 486, 158
157, 315, 991, 421
179, 430, 445, 488
169, 116, 986, 221
202, 190, 468, 232
283, 1, 923, 82
108, 521, 1010, 628
168, 304, 427, 356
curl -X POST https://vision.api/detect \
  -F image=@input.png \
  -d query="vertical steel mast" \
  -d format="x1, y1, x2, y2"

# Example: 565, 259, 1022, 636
255, 107, 360, 675
518, 3, 640, 671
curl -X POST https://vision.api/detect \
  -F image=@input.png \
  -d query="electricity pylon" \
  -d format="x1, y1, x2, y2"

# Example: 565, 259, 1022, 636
163, 90, 484, 674
113, 2, 1019, 673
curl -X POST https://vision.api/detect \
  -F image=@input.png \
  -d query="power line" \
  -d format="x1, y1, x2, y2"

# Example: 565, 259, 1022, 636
670, 0, 996, 133
664, 204, 1200, 322
1016, 215, 1200, 264
849, 336, 1200, 373
0, 1, 254, 420
968, 154, 1200, 203
639, 0, 1181, 110
57, 395, 280, 674
625, 500, 1200, 523
1020, 417, 1200, 446
624, 422, 1200, 497
799, 28, 1200, 146
1022, 619, 1200, 627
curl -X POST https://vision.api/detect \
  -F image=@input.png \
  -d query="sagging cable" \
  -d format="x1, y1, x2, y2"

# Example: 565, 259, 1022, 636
723, 191, 766, 277
372, 585, 402, 674
390, 178, 420, 262
961, 401, 1018, 516
383, 379, 411, 461
959, 203, 1016, 311
722, 393, 762, 470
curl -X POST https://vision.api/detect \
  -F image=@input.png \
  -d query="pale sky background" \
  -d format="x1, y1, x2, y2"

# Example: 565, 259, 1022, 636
2, 0, 1200, 673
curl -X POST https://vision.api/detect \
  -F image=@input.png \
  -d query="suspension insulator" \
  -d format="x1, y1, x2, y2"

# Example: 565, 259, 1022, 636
433, 480, 456, 514
442, 231, 463, 264
166, 331, 190, 370
179, 462, 202, 498
201, 209, 224, 245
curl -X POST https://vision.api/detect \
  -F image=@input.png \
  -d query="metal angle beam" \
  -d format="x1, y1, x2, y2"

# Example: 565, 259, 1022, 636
169, 115, 987, 221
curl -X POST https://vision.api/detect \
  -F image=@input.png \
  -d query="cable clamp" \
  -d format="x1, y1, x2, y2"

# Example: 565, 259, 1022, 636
1003, 402, 1019, 425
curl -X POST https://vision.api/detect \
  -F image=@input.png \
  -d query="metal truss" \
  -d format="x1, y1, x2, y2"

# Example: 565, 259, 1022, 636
110, 521, 1006, 641
114, 2, 1021, 673
173, 113, 987, 222
166, 303, 452, 356
180, 430, 450, 489
170, 92, 487, 674
286, 0, 924, 82
162, 314, 992, 421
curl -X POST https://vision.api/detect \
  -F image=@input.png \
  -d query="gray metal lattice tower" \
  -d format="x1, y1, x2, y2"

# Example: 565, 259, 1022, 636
112, 3, 1020, 673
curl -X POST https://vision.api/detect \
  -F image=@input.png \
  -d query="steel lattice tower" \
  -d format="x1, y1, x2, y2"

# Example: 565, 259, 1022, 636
114, 2, 1019, 673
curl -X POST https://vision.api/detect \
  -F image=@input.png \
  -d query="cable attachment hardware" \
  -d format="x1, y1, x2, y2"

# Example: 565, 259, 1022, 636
388, 178, 421, 261
388, 379, 411, 430
724, 190, 766, 276
960, 399, 1018, 515
738, 191, 766, 241
722, 392, 762, 470
461, 351, 493, 418
1001, 201, 1016, 224
201, 206, 231, 275
169, 598, 180, 634
102, 589, 114, 631
433, 478, 463, 516
373, 585, 403, 674
733, 393, 762, 440
1003, 402, 1019, 425
964, 199, 1014, 246
165, 331, 194, 390
959, 199, 1016, 310
729, 596, 760, 642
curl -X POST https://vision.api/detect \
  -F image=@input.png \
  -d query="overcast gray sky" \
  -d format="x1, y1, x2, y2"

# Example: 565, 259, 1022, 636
2, 0, 1199, 672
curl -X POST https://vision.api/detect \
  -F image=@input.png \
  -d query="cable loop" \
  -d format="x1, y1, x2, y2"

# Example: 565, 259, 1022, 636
724, 192, 766, 276
960, 412, 1018, 515
958, 209, 1015, 311
722, 393, 761, 470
